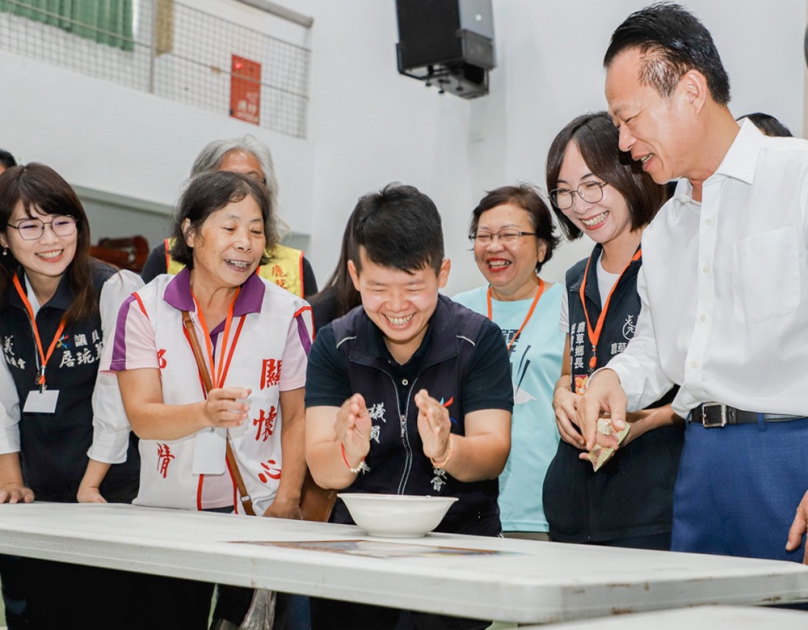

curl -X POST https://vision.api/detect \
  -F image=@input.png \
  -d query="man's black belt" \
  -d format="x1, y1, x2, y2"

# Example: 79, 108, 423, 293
691, 403, 804, 428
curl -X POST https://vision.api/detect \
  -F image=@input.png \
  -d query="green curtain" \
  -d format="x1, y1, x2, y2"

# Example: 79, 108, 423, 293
0, 0, 134, 51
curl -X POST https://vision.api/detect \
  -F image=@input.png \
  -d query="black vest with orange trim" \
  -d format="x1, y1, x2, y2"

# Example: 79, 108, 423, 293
0, 262, 140, 502
542, 245, 683, 543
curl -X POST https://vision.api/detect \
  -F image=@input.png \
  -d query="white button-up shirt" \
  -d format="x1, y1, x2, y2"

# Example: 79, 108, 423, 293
607, 120, 808, 418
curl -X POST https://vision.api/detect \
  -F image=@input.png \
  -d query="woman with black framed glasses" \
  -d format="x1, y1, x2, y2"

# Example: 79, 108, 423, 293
543, 112, 684, 550
454, 184, 565, 539
0, 163, 143, 628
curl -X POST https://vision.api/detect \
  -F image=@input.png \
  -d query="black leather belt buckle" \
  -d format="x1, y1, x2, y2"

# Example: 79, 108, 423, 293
698, 403, 734, 428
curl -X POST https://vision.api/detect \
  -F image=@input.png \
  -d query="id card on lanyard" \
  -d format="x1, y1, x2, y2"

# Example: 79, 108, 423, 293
193, 428, 227, 474
23, 389, 59, 413
13, 275, 63, 414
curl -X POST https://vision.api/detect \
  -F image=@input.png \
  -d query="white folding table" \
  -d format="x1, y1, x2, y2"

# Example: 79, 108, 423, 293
0, 503, 806, 625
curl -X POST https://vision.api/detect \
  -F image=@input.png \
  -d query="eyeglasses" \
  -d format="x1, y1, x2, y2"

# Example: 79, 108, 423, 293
7, 215, 78, 241
470, 230, 536, 245
549, 181, 609, 210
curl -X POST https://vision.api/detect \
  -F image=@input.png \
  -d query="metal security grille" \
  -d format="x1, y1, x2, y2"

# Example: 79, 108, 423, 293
0, 0, 310, 138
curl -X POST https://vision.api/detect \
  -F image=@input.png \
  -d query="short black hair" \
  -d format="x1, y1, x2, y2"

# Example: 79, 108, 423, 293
469, 184, 560, 273
604, 3, 730, 105
169, 171, 276, 269
739, 113, 793, 138
546, 112, 667, 241
350, 183, 444, 275
0, 150, 17, 170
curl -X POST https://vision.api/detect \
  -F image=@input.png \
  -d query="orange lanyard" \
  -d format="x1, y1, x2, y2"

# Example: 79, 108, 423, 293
579, 249, 642, 371
190, 288, 246, 389
487, 278, 545, 351
12, 274, 66, 389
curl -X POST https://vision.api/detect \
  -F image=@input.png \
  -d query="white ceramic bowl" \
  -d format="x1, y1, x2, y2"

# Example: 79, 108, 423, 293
338, 493, 458, 538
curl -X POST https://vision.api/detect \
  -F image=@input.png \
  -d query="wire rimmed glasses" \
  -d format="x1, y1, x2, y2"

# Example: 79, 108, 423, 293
7, 215, 78, 241
549, 181, 608, 210
469, 230, 536, 245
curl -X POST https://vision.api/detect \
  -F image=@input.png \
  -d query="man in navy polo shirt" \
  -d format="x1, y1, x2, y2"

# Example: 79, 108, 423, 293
305, 183, 512, 629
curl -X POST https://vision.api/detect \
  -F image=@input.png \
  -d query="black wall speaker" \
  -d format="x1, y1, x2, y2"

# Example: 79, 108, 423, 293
395, 0, 495, 99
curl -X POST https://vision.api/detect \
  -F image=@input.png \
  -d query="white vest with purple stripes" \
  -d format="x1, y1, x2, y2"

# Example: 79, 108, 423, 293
125, 274, 312, 515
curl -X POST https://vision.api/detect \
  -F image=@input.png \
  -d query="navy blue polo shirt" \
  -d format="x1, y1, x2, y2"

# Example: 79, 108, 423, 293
306, 295, 513, 535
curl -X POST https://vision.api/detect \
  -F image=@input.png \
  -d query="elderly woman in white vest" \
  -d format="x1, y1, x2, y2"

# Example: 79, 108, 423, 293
107, 170, 313, 628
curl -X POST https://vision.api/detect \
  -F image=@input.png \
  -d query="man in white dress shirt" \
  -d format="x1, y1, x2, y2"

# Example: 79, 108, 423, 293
578, 3, 808, 563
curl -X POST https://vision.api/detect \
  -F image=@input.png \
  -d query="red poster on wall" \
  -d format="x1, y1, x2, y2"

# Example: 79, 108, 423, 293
230, 55, 261, 126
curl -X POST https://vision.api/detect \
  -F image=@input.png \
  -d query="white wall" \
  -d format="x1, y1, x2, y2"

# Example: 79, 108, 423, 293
304, 0, 807, 294
0, 0, 804, 294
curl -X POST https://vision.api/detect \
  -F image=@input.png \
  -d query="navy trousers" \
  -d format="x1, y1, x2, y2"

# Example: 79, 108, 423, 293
671, 417, 808, 562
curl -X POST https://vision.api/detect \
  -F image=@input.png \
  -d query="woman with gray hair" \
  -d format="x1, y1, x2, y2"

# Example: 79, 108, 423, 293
191, 135, 281, 224
141, 134, 318, 299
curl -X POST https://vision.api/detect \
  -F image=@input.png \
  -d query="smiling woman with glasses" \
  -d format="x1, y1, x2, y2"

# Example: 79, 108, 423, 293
542, 111, 683, 553
454, 184, 565, 540
0, 162, 144, 628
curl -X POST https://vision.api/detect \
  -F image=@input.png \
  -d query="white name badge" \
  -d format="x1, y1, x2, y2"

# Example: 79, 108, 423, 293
192, 428, 227, 475
23, 390, 59, 414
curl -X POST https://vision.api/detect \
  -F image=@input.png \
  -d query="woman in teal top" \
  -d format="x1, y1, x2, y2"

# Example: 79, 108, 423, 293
454, 184, 565, 537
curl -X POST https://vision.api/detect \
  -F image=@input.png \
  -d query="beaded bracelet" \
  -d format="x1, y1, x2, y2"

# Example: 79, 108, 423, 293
340, 443, 367, 474
430, 436, 455, 469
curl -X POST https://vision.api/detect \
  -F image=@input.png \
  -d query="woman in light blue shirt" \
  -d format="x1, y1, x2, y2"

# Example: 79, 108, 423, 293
454, 184, 564, 538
